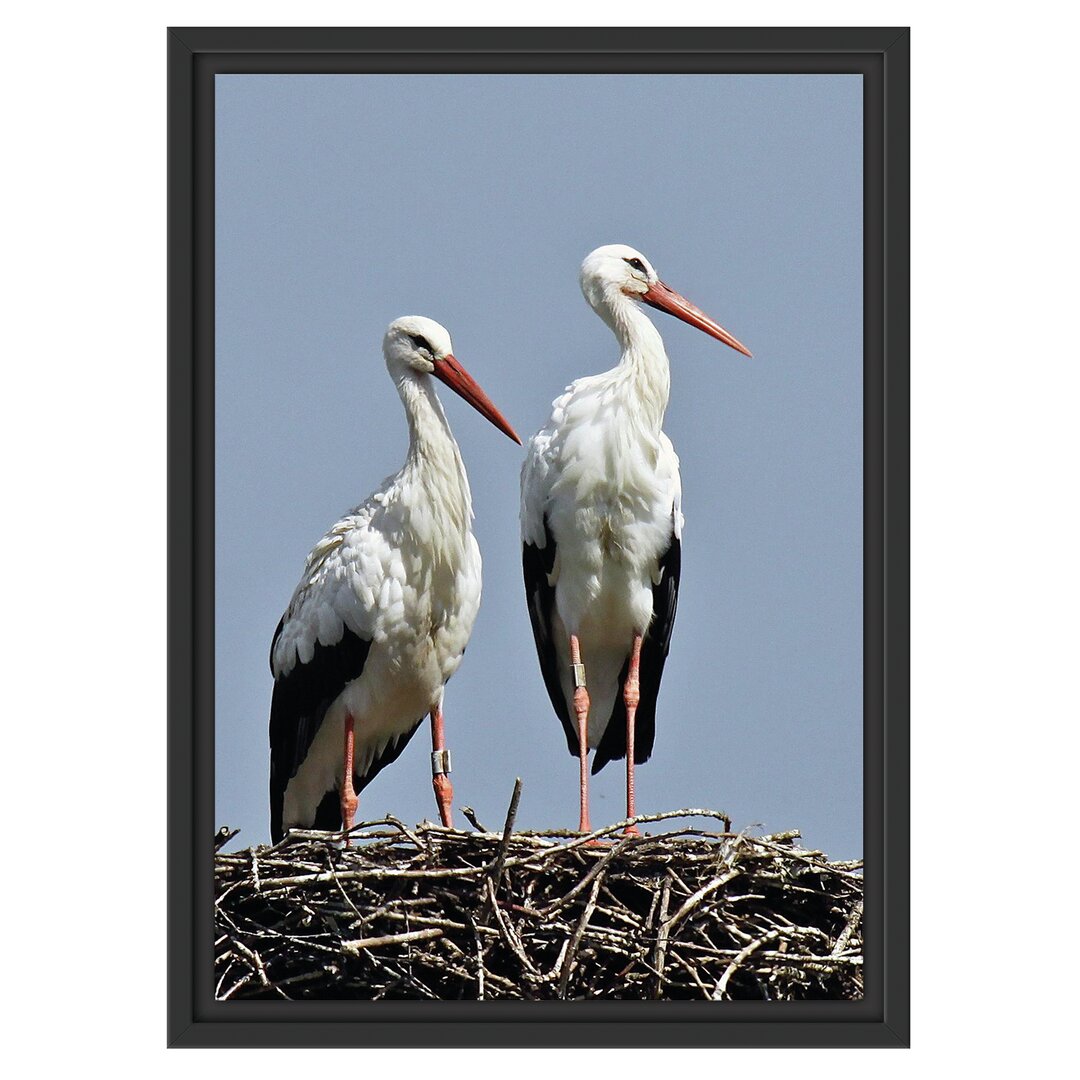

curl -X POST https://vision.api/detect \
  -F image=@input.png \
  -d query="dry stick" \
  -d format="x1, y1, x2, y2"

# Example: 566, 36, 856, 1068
662, 868, 743, 933
463, 911, 486, 1000
215, 963, 234, 1000
557, 871, 606, 998
231, 939, 271, 988
330, 871, 365, 921
215, 827, 240, 850
283, 826, 396, 843
341, 927, 444, 954
832, 899, 864, 956
601, 885, 645, 929
377, 910, 500, 937
669, 949, 716, 999
487, 777, 524, 888
534, 937, 569, 988
664, 865, 697, 904
553, 808, 736, 851
517, 807, 735, 840
321, 844, 365, 921
485, 876, 541, 977
713, 928, 782, 999
651, 873, 674, 999
383, 815, 427, 852
220, 973, 254, 1000
257, 864, 485, 889
460, 806, 488, 832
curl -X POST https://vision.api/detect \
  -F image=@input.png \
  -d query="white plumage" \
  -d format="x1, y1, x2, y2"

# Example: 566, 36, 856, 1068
269, 316, 519, 841
520, 245, 750, 832
521, 355, 683, 744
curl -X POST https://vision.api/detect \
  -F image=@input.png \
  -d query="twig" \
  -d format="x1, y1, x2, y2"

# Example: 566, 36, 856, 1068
557, 870, 605, 998
486, 777, 523, 887
662, 869, 743, 933
832, 899, 863, 956
460, 806, 488, 832
651, 873, 673, 999
341, 928, 444, 954
713, 929, 782, 999
214, 827, 240, 851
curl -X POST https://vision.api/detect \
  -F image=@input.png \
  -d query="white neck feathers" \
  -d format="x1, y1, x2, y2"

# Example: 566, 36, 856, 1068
395, 373, 474, 540
593, 289, 671, 433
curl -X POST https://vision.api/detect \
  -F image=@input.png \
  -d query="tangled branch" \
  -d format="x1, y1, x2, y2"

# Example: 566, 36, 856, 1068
215, 796, 862, 1001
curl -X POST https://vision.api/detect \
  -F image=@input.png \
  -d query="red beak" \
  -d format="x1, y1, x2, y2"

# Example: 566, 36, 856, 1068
641, 280, 752, 358
432, 354, 521, 444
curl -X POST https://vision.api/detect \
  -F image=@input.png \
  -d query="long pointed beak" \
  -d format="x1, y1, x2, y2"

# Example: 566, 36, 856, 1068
432, 354, 521, 444
641, 280, 752, 358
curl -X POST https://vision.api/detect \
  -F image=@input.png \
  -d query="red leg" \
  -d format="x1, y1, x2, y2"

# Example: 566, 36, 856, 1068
430, 703, 454, 828
340, 713, 359, 845
623, 634, 643, 836
570, 634, 592, 833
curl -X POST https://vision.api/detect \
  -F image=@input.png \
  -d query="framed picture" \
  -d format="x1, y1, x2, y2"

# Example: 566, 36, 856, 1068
169, 26, 909, 1047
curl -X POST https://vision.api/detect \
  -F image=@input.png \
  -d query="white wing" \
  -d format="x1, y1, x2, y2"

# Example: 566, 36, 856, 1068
659, 431, 683, 541
271, 493, 402, 680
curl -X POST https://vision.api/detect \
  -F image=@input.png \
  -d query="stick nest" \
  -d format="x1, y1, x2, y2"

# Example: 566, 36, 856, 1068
215, 795, 863, 1001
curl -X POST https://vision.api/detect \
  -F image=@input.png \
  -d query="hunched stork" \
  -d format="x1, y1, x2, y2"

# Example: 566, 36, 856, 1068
521, 245, 751, 834
269, 316, 520, 843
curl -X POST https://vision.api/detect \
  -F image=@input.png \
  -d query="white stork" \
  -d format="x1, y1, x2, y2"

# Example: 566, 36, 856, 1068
269, 316, 520, 842
520, 245, 751, 835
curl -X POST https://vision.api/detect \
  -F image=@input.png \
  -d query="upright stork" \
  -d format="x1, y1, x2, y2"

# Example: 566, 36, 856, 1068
270, 316, 520, 843
520, 245, 751, 834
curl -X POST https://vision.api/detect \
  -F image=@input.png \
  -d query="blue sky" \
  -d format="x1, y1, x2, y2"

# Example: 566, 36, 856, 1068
215, 74, 863, 858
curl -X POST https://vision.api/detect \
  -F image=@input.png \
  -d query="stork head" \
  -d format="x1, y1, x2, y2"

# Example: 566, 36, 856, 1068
383, 316, 520, 444
580, 244, 752, 357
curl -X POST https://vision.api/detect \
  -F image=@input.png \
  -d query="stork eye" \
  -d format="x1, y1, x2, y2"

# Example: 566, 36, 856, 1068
624, 257, 647, 274
408, 333, 433, 354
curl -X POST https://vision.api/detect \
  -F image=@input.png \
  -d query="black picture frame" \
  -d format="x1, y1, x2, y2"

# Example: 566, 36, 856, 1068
168, 26, 909, 1048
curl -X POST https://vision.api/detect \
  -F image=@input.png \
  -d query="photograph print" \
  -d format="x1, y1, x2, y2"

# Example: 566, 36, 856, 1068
211, 69, 866, 1005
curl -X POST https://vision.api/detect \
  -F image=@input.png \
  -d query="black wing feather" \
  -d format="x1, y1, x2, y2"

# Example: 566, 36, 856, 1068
268, 617, 373, 842
592, 530, 681, 775
522, 517, 579, 758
